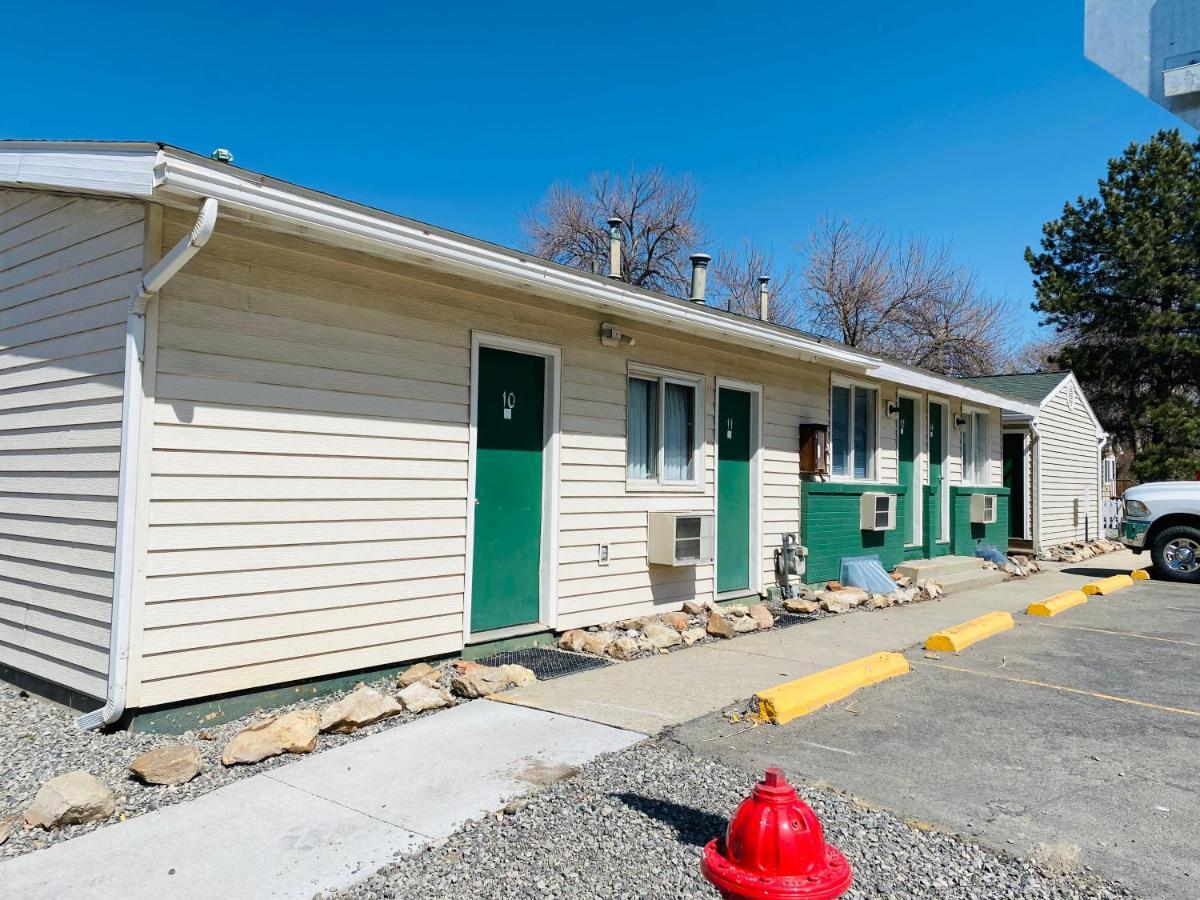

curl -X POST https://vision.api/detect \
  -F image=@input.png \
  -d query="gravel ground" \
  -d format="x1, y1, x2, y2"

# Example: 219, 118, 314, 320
0, 666, 465, 859
337, 738, 1136, 900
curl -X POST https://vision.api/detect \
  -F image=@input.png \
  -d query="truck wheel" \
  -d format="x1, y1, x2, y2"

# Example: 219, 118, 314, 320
1151, 525, 1200, 583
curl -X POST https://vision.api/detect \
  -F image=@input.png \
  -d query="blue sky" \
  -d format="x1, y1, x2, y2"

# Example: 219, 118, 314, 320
3, 2, 1191, 343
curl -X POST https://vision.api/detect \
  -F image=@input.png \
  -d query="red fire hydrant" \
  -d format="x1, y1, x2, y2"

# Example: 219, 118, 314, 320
701, 767, 853, 899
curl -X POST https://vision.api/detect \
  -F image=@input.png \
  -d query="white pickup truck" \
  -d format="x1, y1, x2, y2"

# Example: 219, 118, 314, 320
1120, 481, 1200, 583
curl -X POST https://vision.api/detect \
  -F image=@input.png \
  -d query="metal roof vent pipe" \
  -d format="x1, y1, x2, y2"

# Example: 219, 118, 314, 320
689, 253, 711, 303
607, 216, 623, 279
758, 275, 771, 320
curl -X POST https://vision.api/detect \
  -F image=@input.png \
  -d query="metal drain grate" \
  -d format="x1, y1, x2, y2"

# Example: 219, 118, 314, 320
473, 646, 612, 680
771, 611, 824, 630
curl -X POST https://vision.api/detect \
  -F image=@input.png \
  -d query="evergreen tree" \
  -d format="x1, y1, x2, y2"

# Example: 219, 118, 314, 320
1026, 129, 1200, 482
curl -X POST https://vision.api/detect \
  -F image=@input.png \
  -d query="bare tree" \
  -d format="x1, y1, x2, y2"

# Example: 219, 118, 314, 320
708, 240, 800, 326
521, 167, 705, 296
799, 217, 1011, 376
1005, 333, 1066, 373
899, 271, 1014, 377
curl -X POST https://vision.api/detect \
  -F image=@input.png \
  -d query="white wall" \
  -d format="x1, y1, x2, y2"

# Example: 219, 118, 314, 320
0, 188, 143, 698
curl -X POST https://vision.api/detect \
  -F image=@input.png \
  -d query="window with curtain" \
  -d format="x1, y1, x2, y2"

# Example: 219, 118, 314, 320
960, 410, 990, 485
626, 377, 658, 480
626, 372, 700, 485
830, 382, 877, 480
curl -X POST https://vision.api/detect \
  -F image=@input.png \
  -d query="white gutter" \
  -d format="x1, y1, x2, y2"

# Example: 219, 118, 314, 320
870, 361, 1041, 418
77, 198, 219, 730
151, 152, 880, 372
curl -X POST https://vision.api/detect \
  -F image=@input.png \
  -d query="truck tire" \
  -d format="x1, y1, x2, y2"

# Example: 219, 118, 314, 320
1150, 525, 1200, 583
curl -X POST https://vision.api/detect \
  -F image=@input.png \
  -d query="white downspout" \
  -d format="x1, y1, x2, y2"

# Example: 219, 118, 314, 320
77, 198, 219, 729
1029, 418, 1042, 554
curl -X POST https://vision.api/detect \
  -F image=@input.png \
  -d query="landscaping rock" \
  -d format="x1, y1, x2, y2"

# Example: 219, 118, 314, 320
450, 663, 536, 699
398, 680, 452, 714
892, 587, 917, 604
221, 711, 319, 766
661, 611, 690, 632
725, 604, 750, 617
129, 745, 203, 786
397, 662, 441, 688
731, 615, 759, 634
868, 593, 893, 610
608, 636, 640, 660
706, 612, 735, 639
825, 580, 845, 591
581, 631, 615, 656
642, 622, 682, 649
320, 684, 402, 734
783, 597, 819, 614
891, 573, 912, 587
748, 604, 774, 629
681, 627, 706, 645
681, 600, 706, 615
24, 772, 115, 828
817, 592, 854, 614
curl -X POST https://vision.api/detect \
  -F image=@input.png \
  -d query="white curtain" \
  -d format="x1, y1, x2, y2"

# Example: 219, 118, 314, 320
972, 413, 989, 484
627, 378, 657, 479
663, 382, 694, 481
831, 386, 850, 476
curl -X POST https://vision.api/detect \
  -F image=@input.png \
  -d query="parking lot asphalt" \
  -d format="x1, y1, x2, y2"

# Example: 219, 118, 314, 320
671, 577, 1200, 898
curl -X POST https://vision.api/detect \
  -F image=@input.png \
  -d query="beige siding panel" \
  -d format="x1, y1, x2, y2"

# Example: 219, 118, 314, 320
149, 498, 466, 525
144, 575, 464, 629
137, 631, 462, 708
0, 188, 141, 697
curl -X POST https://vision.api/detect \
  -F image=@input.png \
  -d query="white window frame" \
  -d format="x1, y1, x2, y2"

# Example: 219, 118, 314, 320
829, 375, 880, 482
960, 405, 991, 487
626, 364, 705, 492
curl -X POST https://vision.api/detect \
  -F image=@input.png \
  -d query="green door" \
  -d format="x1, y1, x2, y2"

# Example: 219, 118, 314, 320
927, 401, 945, 554
1003, 433, 1025, 539
717, 388, 752, 594
898, 397, 917, 546
471, 347, 545, 633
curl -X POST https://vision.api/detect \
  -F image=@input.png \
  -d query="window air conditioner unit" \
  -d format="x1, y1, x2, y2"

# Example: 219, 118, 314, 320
647, 512, 714, 566
859, 493, 896, 532
970, 493, 997, 524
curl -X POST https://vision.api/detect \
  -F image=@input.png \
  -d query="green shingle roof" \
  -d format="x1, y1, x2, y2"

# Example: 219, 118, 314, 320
959, 371, 1069, 406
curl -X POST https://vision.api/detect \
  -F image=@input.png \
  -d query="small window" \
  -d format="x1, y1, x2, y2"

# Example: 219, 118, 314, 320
830, 382, 877, 480
627, 370, 701, 485
960, 410, 990, 485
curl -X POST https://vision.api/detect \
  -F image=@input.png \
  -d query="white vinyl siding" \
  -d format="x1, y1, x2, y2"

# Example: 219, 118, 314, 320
0, 188, 143, 698
1037, 381, 1102, 548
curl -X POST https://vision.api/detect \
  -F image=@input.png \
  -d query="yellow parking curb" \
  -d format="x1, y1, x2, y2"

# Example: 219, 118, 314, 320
1082, 574, 1134, 595
753, 651, 909, 725
1027, 590, 1087, 617
1131, 569, 1151, 580
925, 611, 1014, 653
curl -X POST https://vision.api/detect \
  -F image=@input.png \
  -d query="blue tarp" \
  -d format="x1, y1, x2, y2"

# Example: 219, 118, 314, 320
974, 544, 1010, 567
839, 554, 899, 594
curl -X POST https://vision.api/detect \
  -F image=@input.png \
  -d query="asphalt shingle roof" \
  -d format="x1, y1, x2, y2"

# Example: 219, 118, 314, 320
960, 371, 1069, 406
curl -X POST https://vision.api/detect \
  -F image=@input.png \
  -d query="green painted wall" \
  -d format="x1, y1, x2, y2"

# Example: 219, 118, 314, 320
950, 486, 1011, 555
801, 482, 908, 584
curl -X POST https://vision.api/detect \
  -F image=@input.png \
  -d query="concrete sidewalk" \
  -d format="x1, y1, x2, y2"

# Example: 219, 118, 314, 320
0, 702, 641, 899
495, 551, 1145, 733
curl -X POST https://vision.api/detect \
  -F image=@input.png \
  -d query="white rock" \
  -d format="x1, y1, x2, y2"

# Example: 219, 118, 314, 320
319, 684, 402, 734
642, 622, 682, 649
25, 771, 115, 828
398, 680, 452, 713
